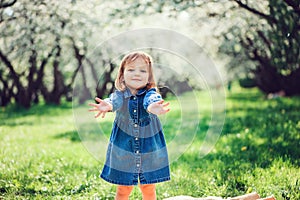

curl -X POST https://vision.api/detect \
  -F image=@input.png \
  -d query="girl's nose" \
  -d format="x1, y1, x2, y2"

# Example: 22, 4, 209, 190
134, 71, 140, 76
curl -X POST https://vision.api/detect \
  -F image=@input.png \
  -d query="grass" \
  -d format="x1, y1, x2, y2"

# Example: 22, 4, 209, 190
0, 86, 299, 199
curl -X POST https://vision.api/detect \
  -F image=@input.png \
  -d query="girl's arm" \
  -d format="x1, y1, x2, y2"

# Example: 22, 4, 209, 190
143, 88, 170, 115
89, 90, 124, 118
147, 100, 170, 115
103, 90, 124, 112
89, 97, 113, 118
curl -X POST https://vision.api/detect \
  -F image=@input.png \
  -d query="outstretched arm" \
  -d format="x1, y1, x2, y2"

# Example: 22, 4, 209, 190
88, 97, 113, 118
147, 100, 170, 115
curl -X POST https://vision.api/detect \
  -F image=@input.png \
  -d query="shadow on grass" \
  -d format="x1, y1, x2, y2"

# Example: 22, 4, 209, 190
171, 90, 300, 198
1, 102, 73, 118
0, 120, 35, 127
0, 102, 79, 127
222, 95, 300, 164
0, 104, 70, 127
54, 130, 82, 142
54, 120, 113, 144
227, 90, 264, 102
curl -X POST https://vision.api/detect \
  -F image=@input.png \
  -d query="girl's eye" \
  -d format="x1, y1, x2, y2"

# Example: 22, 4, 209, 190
127, 69, 134, 72
141, 70, 147, 73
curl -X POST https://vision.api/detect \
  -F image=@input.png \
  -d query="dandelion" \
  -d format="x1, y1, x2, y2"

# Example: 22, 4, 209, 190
241, 146, 247, 151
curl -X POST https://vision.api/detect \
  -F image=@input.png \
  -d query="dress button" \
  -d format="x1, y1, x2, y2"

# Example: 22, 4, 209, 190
134, 110, 137, 113
134, 124, 138, 127
133, 97, 136, 100
137, 164, 140, 167
135, 137, 138, 140
136, 151, 139, 154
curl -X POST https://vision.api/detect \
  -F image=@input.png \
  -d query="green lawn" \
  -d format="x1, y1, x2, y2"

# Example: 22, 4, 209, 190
1, 87, 299, 199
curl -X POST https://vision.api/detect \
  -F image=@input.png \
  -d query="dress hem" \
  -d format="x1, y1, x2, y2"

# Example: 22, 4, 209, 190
100, 174, 170, 186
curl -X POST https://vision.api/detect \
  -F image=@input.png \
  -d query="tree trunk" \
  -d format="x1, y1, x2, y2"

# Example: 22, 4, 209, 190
0, 49, 32, 108
0, 75, 11, 107
69, 37, 91, 104
96, 60, 114, 98
78, 64, 91, 104
255, 64, 300, 96
50, 61, 64, 104
254, 65, 282, 94
282, 67, 300, 96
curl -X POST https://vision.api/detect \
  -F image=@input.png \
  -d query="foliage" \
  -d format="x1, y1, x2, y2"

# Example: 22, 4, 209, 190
133, 0, 300, 96
218, 0, 300, 95
1, 0, 299, 108
0, 87, 299, 199
0, 0, 116, 108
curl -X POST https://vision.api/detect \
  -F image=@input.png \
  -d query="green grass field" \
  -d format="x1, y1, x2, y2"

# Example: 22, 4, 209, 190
1, 87, 299, 199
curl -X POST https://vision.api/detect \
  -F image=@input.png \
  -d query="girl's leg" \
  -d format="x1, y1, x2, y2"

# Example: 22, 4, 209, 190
115, 185, 134, 200
139, 184, 156, 200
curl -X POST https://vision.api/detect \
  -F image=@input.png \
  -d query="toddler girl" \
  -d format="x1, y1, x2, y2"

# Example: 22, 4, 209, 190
89, 51, 170, 200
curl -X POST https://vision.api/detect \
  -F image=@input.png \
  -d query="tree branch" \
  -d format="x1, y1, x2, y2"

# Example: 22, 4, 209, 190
68, 36, 84, 88
0, 48, 22, 89
233, 0, 277, 24
284, 0, 300, 16
34, 45, 57, 90
257, 30, 272, 51
0, 0, 17, 8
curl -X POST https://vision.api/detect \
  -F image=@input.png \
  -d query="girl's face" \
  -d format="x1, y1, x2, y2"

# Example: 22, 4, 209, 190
123, 57, 149, 94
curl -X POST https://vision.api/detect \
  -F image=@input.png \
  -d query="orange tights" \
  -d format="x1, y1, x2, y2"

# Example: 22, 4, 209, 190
115, 184, 156, 200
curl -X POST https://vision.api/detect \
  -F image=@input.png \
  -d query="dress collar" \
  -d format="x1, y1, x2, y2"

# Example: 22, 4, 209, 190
124, 87, 147, 98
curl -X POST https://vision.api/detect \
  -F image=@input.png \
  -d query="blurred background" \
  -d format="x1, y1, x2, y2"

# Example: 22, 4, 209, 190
1, 0, 299, 108
1, 1, 300, 199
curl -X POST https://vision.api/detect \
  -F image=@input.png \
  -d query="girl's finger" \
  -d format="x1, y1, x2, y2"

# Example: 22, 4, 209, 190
88, 103, 98, 107
101, 112, 106, 118
159, 109, 168, 115
161, 108, 170, 114
95, 111, 102, 118
162, 102, 170, 107
155, 100, 164, 105
158, 100, 164, 104
95, 97, 102, 103
89, 108, 98, 112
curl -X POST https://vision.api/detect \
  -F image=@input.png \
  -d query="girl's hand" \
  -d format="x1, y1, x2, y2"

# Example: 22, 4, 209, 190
88, 97, 113, 118
147, 100, 170, 115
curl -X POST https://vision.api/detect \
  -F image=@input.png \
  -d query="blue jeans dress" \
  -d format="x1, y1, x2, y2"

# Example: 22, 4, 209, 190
100, 87, 170, 185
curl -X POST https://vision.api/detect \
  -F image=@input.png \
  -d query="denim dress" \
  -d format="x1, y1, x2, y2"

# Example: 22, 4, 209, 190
100, 87, 170, 185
